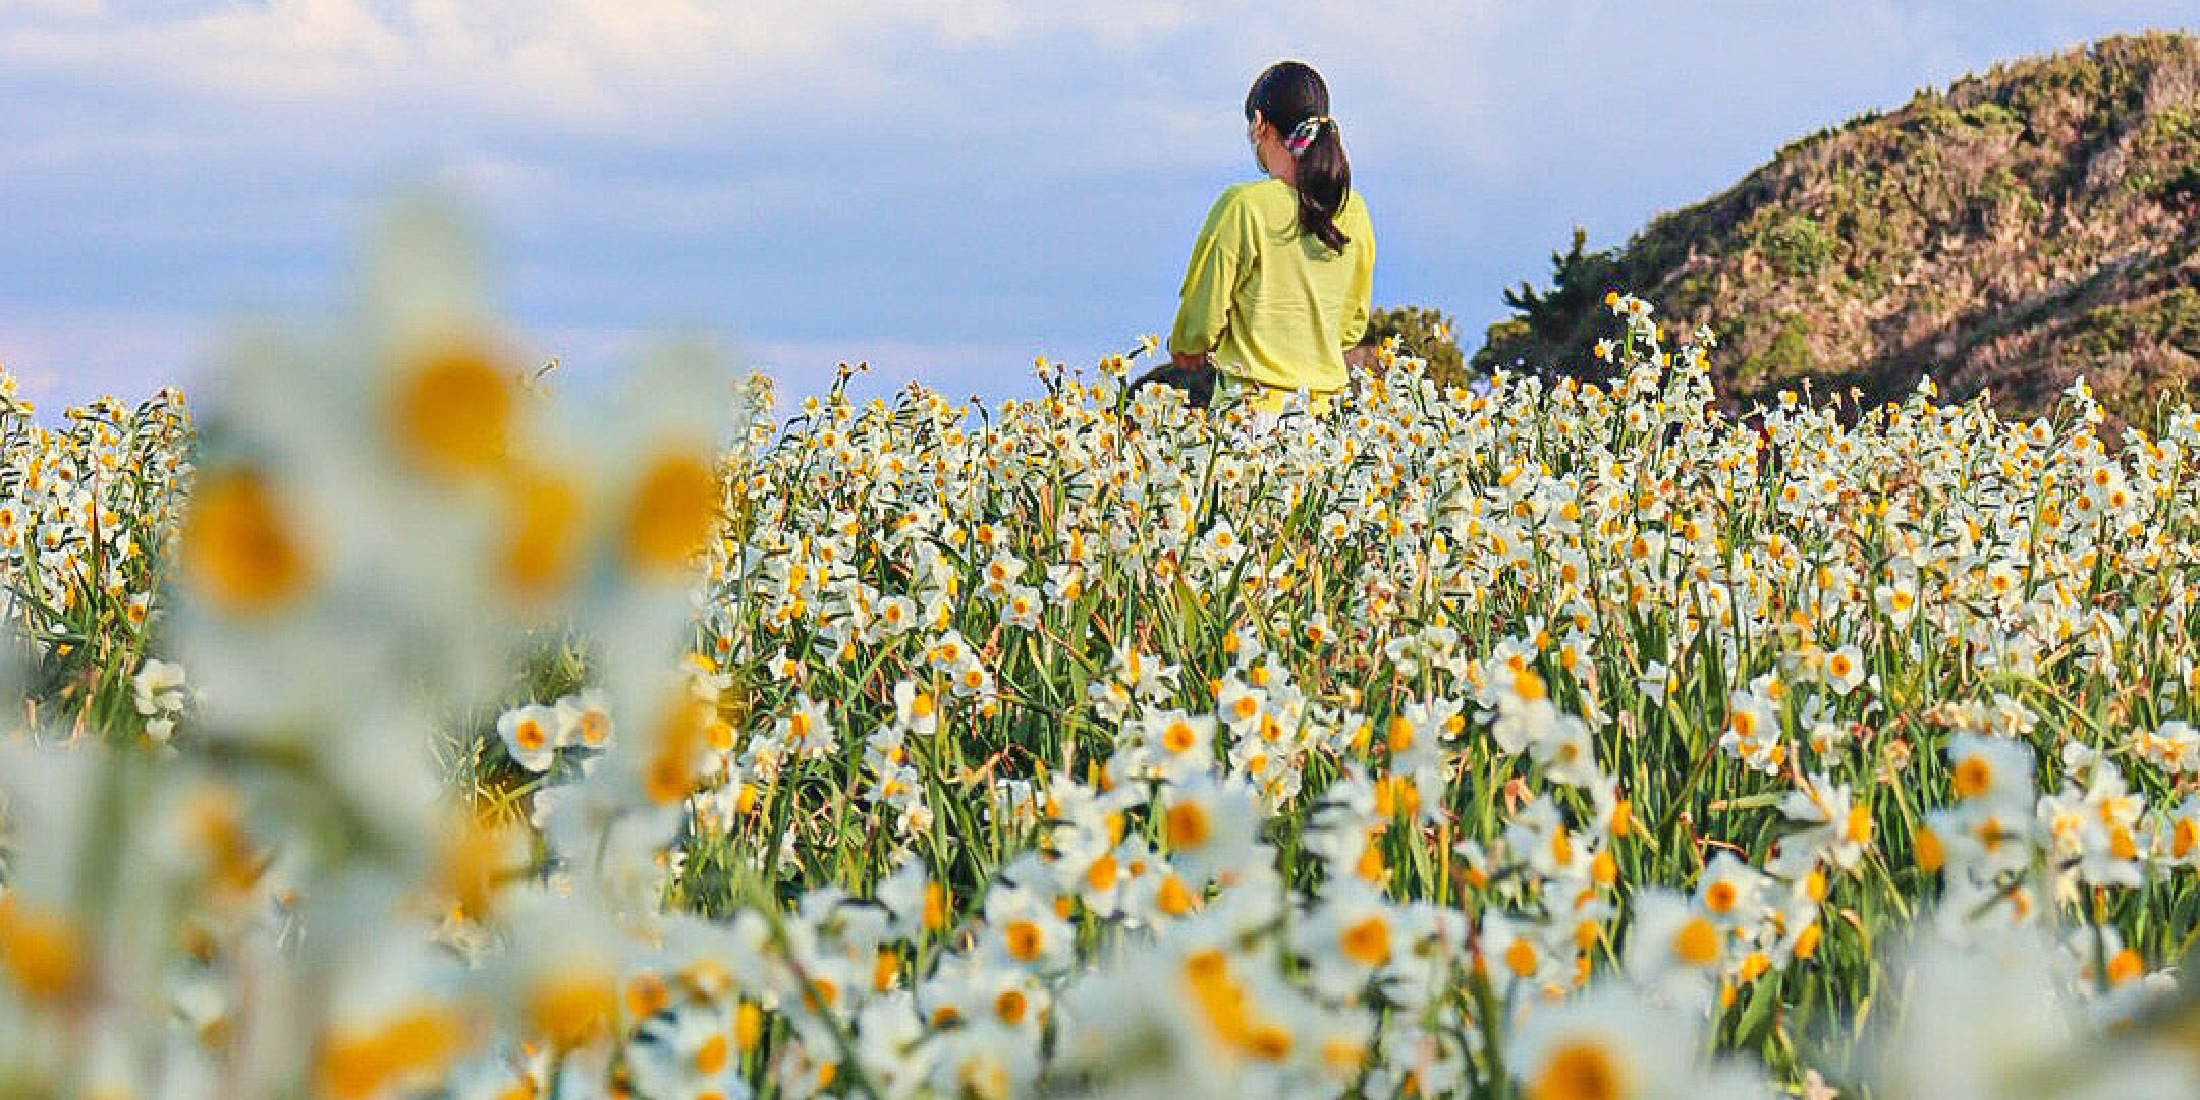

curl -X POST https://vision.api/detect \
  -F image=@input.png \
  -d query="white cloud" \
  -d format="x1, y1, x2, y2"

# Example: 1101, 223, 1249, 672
0, 1, 1228, 133
3, 0, 2193, 412
11, 0, 103, 16
0, 1, 1523, 195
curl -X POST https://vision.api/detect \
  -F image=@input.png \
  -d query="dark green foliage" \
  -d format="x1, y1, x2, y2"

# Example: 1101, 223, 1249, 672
1361, 303, 1469, 386
1734, 313, 1814, 392
2075, 288, 2200, 359
1962, 102, 2025, 131
1473, 227, 1623, 378
1756, 215, 1837, 278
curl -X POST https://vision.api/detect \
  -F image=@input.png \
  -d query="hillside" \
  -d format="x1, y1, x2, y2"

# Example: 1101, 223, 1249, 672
1475, 30, 2200, 427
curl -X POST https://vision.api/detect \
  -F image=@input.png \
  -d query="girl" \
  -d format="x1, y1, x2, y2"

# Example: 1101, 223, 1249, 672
1160, 60, 1374, 417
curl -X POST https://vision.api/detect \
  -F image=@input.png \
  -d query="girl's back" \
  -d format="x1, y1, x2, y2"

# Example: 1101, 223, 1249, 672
1174, 175, 1373, 399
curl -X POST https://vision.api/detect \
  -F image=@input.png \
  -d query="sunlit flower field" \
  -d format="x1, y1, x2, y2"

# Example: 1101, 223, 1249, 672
6, 204, 2200, 1100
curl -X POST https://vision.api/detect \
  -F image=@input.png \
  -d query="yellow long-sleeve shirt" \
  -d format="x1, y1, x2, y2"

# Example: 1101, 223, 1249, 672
1168, 176, 1375, 399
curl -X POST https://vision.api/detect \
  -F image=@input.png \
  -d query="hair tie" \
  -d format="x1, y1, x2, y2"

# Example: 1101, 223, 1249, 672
1285, 115, 1333, 156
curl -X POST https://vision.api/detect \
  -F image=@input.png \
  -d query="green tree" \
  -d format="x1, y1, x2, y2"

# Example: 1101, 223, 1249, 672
1358, 304, 1469, 388
1473, 226, 1623, 381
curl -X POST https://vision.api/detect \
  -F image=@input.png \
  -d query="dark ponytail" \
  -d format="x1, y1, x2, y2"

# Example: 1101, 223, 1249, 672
1245, 60, 1352, 253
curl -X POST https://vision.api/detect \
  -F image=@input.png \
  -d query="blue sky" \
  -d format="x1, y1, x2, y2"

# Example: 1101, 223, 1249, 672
4, 1, 2194, 412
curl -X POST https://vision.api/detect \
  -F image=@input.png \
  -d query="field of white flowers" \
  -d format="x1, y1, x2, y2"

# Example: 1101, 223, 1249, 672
4, 203, 2200, 1100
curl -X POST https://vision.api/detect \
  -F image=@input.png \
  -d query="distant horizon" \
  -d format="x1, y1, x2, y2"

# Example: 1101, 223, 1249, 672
5, 3, 2193, 413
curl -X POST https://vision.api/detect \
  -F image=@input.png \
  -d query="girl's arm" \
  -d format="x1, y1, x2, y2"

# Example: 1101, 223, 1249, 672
1169, 190, 1251, 363
1341, 216, 1376, 349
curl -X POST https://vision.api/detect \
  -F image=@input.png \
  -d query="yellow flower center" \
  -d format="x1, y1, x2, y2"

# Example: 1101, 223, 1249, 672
995, 988, 1028, 1025
0, 898, 83, 1001
498, 466, 584, 600
181, 469, 312, 616
1246, 1024, 1292, 1061
1591, 849, 1617, 886
1846, 805, 1875, 845
1505, 936, 1540, 978
1387, 713, 1415, 753
1155, 874, 1197, 916
1165, 801, 1213, 850
624, 974, 670, 1020
1355, 842, 1386, 883
1739, 951, 1771, 982
923, 882, 948, 929
1914, 826, 1945, 872
2108, 949, 2144, 985
1340, 916, 1391, 967
316, 1005, 466, 1100
644, 698, 712, 806
1793, 923, 1823, 960
735, 1002, 765, 1051
1004, 919, 1042, 961
1674, 917, 1720, 967
1086, 853, 1120, 892
1952, 756, 1993, 799
1704, 881, 1738, 914
579, 710, 611, 747
392, 345, 514, 478
526, 967, 618, 1048
1514, 668, 1548, 702
1529, 1038, 1628, 1100
695, 1033, 730, 1075
1163, 720, 1198, 753
623, 453, 720, 576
